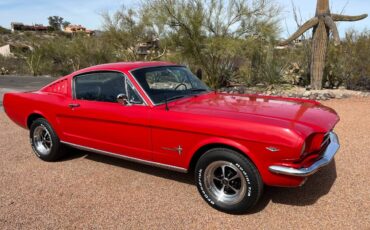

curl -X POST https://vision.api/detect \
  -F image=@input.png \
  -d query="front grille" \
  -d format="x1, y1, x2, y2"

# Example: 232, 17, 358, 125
318, 132, 331, 157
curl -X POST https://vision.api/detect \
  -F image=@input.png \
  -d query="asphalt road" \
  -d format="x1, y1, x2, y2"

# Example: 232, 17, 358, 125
0, 75, 55, 107
0, 97, 369, 229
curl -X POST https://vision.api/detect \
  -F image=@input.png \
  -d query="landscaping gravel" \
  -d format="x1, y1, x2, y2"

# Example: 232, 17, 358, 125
0, 98, 369, 229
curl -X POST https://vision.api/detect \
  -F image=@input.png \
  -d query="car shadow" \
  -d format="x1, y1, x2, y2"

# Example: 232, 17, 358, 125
58, 146, 89, 162
61, 147, 337, 213
250, 160, 337, 213
64, 148, 194, 185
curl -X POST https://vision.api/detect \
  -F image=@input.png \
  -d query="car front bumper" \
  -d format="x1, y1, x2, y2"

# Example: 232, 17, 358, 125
269, 132, 340, 177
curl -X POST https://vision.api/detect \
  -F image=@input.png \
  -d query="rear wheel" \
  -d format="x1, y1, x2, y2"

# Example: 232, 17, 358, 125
195, 148, 263, 214
30, 118, 65, 161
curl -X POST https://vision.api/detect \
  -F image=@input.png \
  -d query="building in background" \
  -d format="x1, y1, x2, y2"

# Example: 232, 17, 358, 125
64, 25, 94, 36
11, 22, 49, 33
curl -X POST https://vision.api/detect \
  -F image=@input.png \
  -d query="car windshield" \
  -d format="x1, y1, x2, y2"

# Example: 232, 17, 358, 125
131, 66, 211, 104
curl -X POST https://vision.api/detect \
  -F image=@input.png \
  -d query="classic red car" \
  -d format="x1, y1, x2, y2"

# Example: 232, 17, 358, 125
3, 62, 340, 213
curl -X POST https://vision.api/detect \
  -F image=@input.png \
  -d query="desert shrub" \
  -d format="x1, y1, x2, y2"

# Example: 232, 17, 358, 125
324, 30, 370, 90
0, 56, 29, 75
21, 35, 117, 76
0, 26, 11, 35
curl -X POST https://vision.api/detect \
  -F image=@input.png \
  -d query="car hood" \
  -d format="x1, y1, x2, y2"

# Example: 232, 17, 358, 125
170, 93, 339, 133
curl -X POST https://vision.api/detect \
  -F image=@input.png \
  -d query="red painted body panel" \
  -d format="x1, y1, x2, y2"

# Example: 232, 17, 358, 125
3, 62, 340, 187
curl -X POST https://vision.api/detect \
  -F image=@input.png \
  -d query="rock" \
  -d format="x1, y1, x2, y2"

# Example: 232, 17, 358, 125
328, 92, 336, 98
333, 81, 341, 88
303, 91, 311, 97
323, 93, 332, 99
239, 86, 246, 94
335, 94, 344, 99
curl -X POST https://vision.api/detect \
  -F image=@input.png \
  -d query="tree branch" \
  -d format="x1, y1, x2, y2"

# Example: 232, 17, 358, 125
331, 13, 368, 22
150, 46, 167, 61
324, 16, 340, 46
279, 17, 319, 46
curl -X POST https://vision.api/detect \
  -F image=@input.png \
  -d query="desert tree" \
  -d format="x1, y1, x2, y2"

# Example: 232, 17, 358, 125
48, 16, 64, 31
62, 21, 71, 30
279, 0, 367, 89
146, 0, 280, 88
101, 6, 167, 61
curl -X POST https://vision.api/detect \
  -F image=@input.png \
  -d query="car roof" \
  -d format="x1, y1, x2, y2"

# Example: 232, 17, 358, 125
73, 61, 179, 75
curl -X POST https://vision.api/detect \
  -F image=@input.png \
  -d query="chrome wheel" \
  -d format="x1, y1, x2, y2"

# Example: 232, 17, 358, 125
33, 125, 53, 155
204, 161, 247, 205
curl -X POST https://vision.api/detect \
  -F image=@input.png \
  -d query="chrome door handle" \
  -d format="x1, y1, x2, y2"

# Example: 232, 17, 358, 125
68, 103, 80, 108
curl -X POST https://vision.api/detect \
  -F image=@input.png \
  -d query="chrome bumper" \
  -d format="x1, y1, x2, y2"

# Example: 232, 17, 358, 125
269, 132, 340, 177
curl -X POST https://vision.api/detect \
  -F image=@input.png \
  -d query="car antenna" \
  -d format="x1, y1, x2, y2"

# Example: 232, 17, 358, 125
164, 94, 169, 111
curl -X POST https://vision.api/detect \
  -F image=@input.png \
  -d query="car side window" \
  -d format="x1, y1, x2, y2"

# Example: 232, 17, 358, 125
74, 72, 126, 103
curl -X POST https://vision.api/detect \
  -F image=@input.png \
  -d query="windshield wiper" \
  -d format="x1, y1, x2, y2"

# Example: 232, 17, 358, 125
164, 94, 186, 111
166, 95, 186, 101
189, 88, 208, 93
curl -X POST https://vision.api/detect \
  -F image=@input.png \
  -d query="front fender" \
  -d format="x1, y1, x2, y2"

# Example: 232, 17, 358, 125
186, 137, 262, 173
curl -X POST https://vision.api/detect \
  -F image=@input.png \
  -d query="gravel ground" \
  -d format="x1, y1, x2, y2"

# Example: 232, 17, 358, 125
0, 98, 369, 229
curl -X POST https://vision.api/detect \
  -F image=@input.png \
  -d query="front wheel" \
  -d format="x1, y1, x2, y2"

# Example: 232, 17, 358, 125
195, 148, 263, 214
30, 118, 65, 162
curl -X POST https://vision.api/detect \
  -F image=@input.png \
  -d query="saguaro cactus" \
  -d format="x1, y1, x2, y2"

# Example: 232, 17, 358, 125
280, 0, 367, 89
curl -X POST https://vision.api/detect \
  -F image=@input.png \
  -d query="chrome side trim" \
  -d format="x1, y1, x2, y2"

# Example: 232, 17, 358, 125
61, 141, 188, 173
269, 132, 340, 177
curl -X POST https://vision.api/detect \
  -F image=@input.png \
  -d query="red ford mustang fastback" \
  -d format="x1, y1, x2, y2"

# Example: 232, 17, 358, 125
3, 62, 340, 213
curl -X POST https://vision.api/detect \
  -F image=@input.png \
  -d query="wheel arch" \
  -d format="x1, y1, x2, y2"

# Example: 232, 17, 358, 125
27, 113, 46, 129
187, 139, 259, 174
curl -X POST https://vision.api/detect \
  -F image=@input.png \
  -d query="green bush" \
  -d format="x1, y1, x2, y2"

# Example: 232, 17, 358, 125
20, 35, 117, 76
325, 30, 370, 90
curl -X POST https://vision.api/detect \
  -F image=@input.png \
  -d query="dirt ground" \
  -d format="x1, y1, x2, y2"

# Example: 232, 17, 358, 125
0, 97, 369, 229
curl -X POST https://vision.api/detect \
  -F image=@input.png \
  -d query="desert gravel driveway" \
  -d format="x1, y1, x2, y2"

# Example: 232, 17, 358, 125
0, 96, 369, 229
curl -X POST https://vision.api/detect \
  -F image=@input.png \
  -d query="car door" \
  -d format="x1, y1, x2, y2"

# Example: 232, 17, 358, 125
58, 71, 151, 161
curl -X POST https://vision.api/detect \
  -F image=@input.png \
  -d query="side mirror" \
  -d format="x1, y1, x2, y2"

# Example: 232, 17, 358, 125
117, 94, 130, 105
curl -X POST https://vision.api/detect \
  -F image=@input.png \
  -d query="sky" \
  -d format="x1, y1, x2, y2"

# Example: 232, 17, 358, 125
278, 0, 370, 37
0, 0, 369, 38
